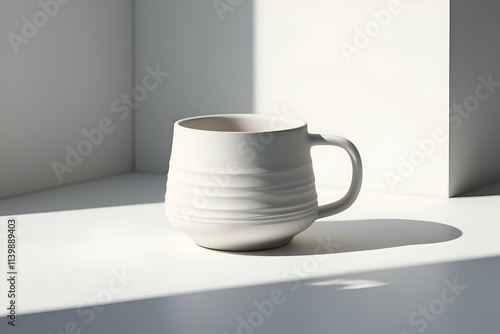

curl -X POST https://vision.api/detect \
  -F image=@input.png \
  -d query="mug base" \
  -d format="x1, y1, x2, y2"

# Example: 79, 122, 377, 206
193, 236, 294, 252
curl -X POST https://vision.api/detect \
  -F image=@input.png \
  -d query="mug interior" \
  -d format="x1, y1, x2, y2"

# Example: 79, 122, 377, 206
177, 114, 305, 133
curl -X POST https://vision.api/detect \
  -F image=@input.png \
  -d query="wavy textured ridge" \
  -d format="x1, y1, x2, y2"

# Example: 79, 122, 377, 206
165, 164, 318, 225
168, 162, 313, 176
166, 206, 318, 225
167, 164, 315, 189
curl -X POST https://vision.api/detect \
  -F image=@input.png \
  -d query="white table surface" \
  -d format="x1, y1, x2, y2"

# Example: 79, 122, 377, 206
1, 173, 499, 334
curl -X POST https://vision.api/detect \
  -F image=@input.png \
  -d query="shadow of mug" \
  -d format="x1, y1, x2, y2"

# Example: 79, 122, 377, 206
232, 219, 462, 256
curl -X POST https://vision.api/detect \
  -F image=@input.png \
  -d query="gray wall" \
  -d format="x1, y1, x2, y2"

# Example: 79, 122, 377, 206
134, 0, 253, 173
449, 0, 500, 196
2, 0, 500, 199
0, 0, 133, 198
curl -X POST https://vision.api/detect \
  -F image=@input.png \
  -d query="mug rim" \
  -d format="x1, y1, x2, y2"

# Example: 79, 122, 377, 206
175, 113, 307, 134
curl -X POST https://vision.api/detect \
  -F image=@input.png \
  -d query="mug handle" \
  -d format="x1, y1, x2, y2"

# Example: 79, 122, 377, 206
309, 134, 363, 219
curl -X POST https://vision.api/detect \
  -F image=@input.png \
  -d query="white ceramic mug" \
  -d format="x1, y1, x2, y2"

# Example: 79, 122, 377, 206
165, 114, 362, 251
